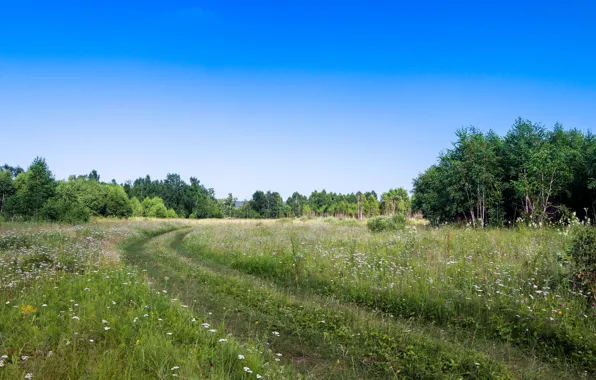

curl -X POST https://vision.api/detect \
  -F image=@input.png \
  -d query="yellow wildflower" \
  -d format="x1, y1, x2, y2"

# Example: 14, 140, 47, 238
21, 305, 36, 315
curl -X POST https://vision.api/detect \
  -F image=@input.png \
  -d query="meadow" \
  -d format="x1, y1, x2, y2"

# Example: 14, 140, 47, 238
1, 218, 595, 379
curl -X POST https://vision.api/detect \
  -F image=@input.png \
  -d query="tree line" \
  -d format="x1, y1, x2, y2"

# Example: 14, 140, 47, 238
412, 118, 596, 226
0, 159, 411, 223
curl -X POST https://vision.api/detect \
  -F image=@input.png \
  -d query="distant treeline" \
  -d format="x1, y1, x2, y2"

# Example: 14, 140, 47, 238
412, 118, 596, 226
0, 160, 410, 223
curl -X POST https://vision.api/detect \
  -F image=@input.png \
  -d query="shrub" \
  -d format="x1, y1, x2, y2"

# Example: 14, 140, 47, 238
569, 226, 596, 300
166, 208, 178, 218
367, 214, 406, 233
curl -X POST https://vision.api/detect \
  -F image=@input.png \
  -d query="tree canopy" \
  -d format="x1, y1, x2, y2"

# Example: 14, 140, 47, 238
412, 118, 596, 225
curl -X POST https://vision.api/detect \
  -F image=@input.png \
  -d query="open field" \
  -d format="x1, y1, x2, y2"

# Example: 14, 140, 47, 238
1, 219, 595, 379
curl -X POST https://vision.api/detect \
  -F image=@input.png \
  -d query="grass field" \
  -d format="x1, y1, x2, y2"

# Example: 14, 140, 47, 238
1, 219, 595, 379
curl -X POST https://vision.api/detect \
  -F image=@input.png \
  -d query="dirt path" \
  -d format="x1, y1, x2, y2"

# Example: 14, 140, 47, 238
123, 228, 583, 380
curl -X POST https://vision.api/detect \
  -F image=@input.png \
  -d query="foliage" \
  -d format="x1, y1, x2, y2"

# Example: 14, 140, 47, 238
142, 196, 168, 218
10, 157, 56, 217
40, 181, 91, 223
413, 119, 595, 226
569, 226, 596, 300
366, 214, 406, 232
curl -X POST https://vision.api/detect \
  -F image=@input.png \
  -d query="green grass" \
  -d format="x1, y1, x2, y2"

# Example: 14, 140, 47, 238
0, 222, 291, 379
181, 221, 596, 376
1, 219, 595, 379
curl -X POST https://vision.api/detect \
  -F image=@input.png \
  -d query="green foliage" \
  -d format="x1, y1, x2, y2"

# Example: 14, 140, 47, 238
166, 208, 178, 218
142, 196, 168, 218
39, 180, 91, 223
366, 214, 406, 232
569, 226, 596, 299
130, 197, 143, 217
126, 174, 222, 219
413, 119, 596, 226
105, 185, 133, 218
10, 157, 56, 217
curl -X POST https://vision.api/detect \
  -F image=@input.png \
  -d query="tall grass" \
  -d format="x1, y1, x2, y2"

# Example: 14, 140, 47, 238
182, 222, 596, 371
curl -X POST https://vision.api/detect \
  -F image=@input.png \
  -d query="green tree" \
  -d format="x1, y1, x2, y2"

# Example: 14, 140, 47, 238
12, 157, 56, 217
130, 197, 143, 217
0, 169, 15, 214
142, 197, 168, 218
105, 185, 133, 218
41, 181, 90, 223
286, 192, 307, 217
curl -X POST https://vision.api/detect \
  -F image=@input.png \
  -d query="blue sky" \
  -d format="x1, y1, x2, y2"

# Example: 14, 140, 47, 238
1, 1, 595, 199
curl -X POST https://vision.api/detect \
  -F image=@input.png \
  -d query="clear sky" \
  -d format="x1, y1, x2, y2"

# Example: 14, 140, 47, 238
1, 1, 595, 200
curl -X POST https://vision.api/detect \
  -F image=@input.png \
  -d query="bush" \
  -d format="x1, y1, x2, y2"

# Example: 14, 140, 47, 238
105, 185, 133, 218
41, 197, 90, 224
569, 226, 596, 300
166, 208, 178, 218
367, 215, 406, 233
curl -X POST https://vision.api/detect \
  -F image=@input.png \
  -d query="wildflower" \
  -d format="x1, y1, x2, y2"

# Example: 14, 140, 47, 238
21, 305, 36, 315
275, 358, 281, 362
21, 356, 29, 361
0, 359, 4, 367
72, 316, 80, 320
42, 304, 47, 307
558, 311, 563, 316
208, 329, 216, 333
276, 353, 282, 357
104, 327, 111, 331
89, 339, 94, 343
25, 373, 33, 379
243, 367, 253, 373
238, 354, 245, 360
171, 366, 179, 371
272, 331, 280, 337
201, 323, 210, 328
167, 332, 173, 336
136, 340, 141, 345
218, 338, 227, 342
256, 375, 262, 379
